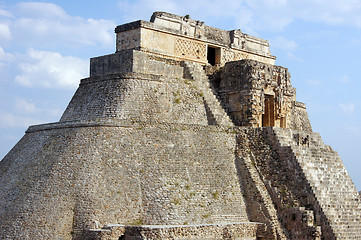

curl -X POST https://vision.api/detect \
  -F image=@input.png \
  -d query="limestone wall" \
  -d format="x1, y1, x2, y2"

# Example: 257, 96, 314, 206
234, 127, 361, 239
131, 51, 184, 78
65, 51, 210, 125
271, 128, 361, 239
60, 74, 209, 125
289, 101, 313, 132
90, 50, 134, 77
236, 128, 326, 239
89, 50, 184, 78
114, 12, 276, 65
116, 28, 141, 52
0, 121, 249, 239
86, 223, 264, 240
218, 60, 297, 129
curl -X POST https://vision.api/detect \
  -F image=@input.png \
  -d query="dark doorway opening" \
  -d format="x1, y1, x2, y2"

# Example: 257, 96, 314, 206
207, 46, 216, 65
207, 46, 219, 66
262, 94, 275, 127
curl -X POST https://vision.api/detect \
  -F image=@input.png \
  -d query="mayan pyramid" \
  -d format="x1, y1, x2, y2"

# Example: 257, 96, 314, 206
1, 12, 360, 240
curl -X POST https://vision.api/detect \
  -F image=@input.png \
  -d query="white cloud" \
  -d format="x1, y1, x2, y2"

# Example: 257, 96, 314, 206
0, 47, 13, 69
118, 0, 180, 23
15, 2, 67, 19
0, 47, 13, 61
14, 98, 37, 113
339, 75, 350, 83
298, 0, 361, 27
271, 36, 298, 52
48, 108, 63, 118
122, 0, 265, 35
0, 23, 11, 41
117, 0, 361, 35
246, 0, 361, 30
339, 103, 355, 113
248, 0, 361, 30
0, 9, 13, 18
0, 111, 43, 128
15, 49, 88, 89
1, 2, 115, 48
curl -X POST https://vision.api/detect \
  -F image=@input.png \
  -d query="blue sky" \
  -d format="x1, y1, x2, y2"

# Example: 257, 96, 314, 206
0, 0, 360, 190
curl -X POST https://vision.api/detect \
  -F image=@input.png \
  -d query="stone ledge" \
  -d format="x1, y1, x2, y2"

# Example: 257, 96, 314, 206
115, 20, 149, 33
80, 72, 174, 85
87, 222, 265, 240
294, 101, 307, 109
26, 119, 132, 133
25, 119, 241, 134
104, 221, 262, 228
115, 19, 186, 43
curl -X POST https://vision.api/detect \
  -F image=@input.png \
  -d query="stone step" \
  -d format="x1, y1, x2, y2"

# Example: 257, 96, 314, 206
271, 127, 361, 238
182, 61, 233, 127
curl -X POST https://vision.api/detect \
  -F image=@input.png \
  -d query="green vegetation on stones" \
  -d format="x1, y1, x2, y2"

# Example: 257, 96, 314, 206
251, 160, 256, 167
129, 218, 144, 225
202, 213, 210, 219
212, 190, 219, 199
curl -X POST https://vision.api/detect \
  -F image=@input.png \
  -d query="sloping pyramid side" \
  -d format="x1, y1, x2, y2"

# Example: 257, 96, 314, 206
0, 51, 250, 239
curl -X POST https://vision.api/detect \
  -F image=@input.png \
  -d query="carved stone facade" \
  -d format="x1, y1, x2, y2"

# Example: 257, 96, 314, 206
115, 12, 276, 66
217, 60, 311, 131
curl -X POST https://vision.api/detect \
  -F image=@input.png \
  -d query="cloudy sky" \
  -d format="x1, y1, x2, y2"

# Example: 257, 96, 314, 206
0, 0, 360, 190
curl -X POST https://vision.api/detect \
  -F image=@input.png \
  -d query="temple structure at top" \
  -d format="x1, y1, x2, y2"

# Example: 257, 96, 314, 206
90, 12, 306, 130
115, 12, 276, 66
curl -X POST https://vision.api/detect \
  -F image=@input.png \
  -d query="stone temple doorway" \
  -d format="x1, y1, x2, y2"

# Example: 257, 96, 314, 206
207, 46, 220, 66
262, 94, 275, 127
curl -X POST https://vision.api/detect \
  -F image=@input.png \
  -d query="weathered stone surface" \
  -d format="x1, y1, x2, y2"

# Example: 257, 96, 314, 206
0, 11, 360, 240
216, 60, 309, 130
115, 11, 276, 65
86, 223, 265, 240
0, 121, 248, 239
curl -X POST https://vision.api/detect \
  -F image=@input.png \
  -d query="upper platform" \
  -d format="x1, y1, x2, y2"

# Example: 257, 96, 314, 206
114, 12, 276, 66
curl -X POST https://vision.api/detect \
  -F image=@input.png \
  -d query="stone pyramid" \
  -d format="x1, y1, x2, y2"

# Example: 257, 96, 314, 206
1, 12, 360, 240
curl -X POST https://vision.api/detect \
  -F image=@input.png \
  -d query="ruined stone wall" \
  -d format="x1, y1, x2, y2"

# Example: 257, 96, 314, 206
234, 128, 288, 240
236, 128, 327, 239
289, 101, 313, 132
218, 60, 297, 129
234, 127, 361, 239
0, 121, 249, 239
271, 128, 361, 239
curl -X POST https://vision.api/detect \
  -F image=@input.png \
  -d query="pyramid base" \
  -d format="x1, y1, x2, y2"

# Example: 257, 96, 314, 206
86, 222, 265, 240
